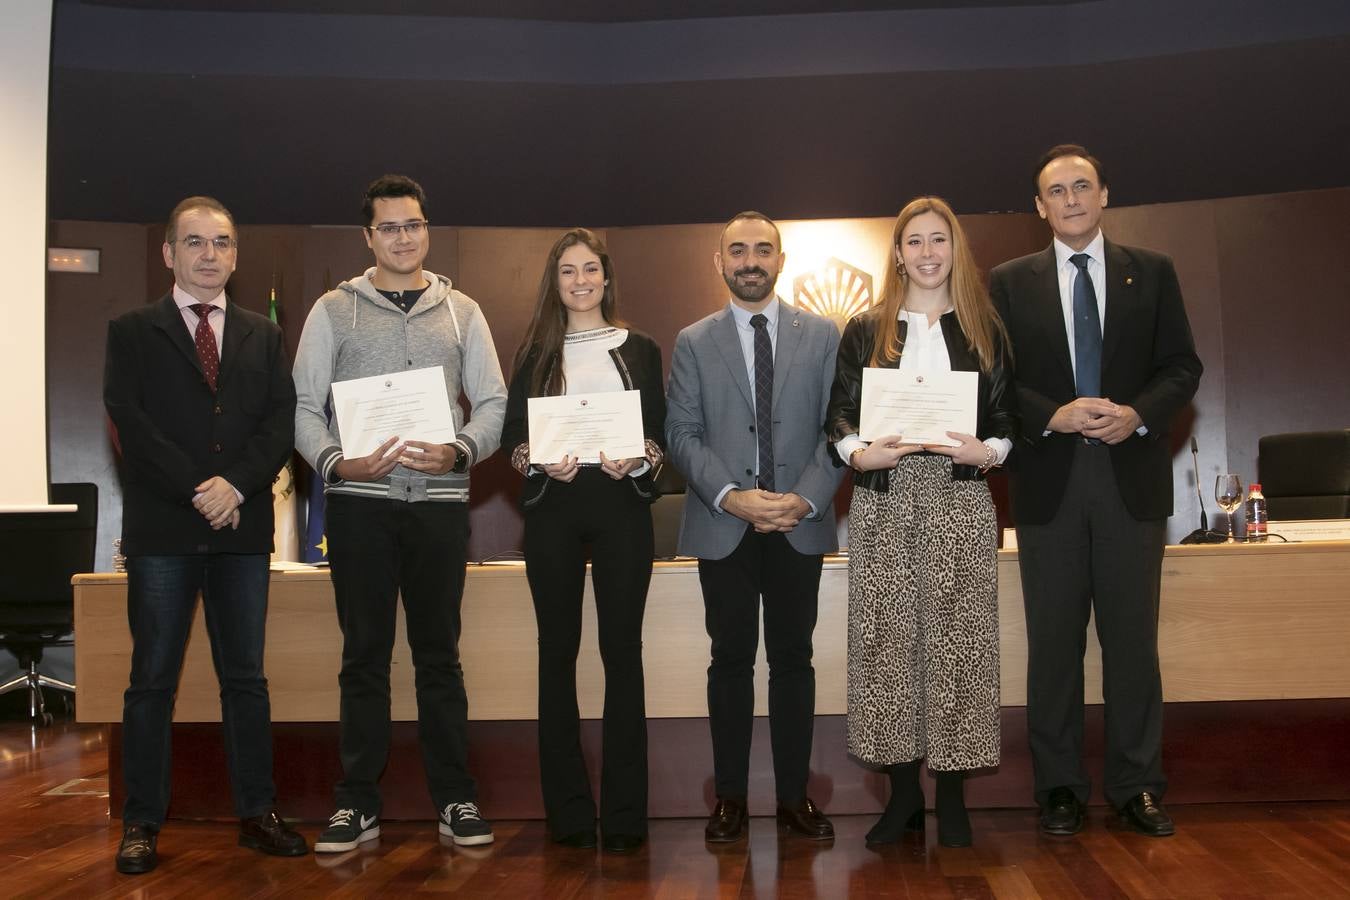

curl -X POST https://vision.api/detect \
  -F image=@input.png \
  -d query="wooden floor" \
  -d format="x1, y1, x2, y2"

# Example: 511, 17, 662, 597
4, 718, 1350, 898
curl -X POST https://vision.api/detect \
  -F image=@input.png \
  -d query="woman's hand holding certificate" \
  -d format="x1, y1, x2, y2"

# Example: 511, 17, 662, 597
859, 368, 977, 447
527, 390, 644, 466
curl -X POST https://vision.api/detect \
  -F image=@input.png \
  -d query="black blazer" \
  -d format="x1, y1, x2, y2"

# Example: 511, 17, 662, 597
103, 294, 297, 555
502, 328, 667, 510
990, 240, 1203, 525
826, 306, 1018, 491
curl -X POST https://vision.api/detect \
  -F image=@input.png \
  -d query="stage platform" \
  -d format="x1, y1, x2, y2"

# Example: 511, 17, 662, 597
73, 542, 1350, 820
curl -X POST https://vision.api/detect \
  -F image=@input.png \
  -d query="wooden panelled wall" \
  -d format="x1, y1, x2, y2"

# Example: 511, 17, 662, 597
47, 188, 1350, 568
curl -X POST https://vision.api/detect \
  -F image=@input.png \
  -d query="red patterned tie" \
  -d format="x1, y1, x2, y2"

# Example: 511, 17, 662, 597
192, 303, 220, 391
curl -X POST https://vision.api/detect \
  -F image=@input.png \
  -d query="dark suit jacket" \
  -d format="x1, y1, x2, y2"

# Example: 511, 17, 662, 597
501, 328, 667, 510
104, 294, 297, 555
990, 239, 1202, 525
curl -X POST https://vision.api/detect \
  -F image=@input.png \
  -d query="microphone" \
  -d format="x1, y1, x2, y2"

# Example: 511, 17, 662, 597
1180, 436, 1220, 543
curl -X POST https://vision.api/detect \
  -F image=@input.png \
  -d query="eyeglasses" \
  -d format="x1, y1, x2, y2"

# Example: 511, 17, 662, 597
368, 220, 428, 238
177, 235, 237, 252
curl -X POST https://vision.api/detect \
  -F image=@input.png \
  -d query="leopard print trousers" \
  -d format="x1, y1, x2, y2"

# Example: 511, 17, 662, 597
846, 453, 1001, 771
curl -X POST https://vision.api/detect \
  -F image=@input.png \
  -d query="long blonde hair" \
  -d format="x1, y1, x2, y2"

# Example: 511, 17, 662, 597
869, 196, 1007, 373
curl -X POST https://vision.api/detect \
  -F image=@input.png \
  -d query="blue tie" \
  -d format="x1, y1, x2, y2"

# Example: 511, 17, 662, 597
750, 313, 775, 491
1070, 253, 1102, 399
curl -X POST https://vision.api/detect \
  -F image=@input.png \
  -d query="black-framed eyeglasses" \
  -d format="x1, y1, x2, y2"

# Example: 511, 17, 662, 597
177, 235, 237, 252
368, 220, 428, 238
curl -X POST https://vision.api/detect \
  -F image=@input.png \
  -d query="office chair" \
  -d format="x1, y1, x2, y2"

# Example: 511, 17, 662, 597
0, 483, 97, 724
1258, 429, 1350, 520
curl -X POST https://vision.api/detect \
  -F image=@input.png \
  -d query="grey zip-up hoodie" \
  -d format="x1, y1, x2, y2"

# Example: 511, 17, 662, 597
293, 268, 507, 502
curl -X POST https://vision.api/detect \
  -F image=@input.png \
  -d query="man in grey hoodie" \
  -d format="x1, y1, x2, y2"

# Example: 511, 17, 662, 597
293, 174, 507, 852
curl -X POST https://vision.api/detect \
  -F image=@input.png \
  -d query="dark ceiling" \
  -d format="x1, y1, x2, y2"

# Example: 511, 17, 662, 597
82, 0, 1082, 23
47, 2, 1350, 227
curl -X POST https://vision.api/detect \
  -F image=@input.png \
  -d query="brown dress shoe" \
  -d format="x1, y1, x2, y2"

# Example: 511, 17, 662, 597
705, 797, 748, 843
115, 823, 158, 875
239, 809, 309, 857
776, 797, 834, 840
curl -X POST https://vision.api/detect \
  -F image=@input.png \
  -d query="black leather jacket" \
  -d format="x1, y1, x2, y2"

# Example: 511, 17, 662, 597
503, 328, 667, 510
825, 307, 1018, 490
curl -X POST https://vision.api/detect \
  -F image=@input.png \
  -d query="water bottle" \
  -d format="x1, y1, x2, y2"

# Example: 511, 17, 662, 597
1244, 482, 1268, 542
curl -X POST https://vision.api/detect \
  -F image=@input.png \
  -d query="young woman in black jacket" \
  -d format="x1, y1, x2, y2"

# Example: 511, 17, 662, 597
826, 197, 1018, 848
501, 228, 665, 854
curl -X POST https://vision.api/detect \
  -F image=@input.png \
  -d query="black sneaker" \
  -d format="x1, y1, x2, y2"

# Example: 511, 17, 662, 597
315, 808, 380, 853
439, 801, 494, 846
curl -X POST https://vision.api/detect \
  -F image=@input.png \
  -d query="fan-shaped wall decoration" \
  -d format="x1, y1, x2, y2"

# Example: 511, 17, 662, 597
791, 257, 874, 332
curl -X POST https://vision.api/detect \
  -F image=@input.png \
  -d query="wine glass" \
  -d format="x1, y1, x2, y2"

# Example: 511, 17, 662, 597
1214, 474, 1243, 543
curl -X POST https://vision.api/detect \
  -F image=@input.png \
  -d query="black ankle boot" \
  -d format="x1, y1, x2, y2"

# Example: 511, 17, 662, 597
866, 761, 924, 844
935, 770, 971, 847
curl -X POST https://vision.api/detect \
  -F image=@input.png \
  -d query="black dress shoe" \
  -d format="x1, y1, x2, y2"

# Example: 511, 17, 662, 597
553, 829, 598, 849
239, 809, 309, 857
1039, 787, 1085, 836
705, 797, 748, 843
116, 823, 158, 875
601, 833, 645, 854
776, 797, 834, 840
1118, 792, 1175, 837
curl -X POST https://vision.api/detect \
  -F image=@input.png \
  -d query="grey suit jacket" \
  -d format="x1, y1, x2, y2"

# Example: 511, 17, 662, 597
665, 301, 843, 560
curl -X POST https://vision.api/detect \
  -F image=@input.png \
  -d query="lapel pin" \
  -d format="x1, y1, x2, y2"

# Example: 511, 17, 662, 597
1125, 276, 1134, 285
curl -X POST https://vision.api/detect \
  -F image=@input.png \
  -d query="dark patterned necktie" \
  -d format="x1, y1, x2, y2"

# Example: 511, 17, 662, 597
192, 303, 220, 392
1070, 253, 1101, 399
750, 313, 774, 491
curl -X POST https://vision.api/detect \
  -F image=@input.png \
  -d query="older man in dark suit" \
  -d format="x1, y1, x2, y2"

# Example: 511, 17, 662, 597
104, 196, 305, 874
666, 211, 844, 843
991, 146, 1202, 838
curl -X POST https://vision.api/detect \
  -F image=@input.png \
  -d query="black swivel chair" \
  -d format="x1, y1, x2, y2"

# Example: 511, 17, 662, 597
1257, 429, 1350, 521
651, 462, 688, 560
0, 483, 97, 724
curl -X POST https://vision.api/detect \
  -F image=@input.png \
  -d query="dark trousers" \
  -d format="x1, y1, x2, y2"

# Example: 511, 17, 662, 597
1016, 441, 1168, 809
698, 529, 823, 806
122, 553, 274, 826
524, 470, 653, 838
325, 494, 474, 814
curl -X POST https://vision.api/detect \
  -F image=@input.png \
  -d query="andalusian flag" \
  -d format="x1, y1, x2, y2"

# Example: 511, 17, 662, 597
269, 284, 301, 561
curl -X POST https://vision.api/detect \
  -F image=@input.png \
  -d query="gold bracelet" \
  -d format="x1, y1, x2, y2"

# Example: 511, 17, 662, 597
978, 443, 997, 473
848, 445, 867, 471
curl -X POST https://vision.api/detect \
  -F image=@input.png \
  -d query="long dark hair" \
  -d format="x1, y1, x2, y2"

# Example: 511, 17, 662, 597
511, 228, 625, 397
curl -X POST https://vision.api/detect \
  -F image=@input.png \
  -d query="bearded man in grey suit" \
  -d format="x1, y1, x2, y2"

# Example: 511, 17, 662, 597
666, 211, 844, 843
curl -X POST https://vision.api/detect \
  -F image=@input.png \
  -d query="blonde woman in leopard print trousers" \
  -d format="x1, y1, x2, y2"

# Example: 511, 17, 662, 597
826, 197, 1018, 847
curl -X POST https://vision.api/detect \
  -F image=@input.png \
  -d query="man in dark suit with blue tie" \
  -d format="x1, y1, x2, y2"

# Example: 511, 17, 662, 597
104, 196, 305, 874
991, 146, 1203, 838
666, 212, 844, 843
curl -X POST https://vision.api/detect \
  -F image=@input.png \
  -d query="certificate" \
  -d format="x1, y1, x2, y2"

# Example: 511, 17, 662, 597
859, 368, 977, 447
528, 390, 644, 465
330, 366, 457, 459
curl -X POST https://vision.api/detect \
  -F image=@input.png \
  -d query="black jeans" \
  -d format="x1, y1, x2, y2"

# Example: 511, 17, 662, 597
524, 469, 652, 838
698, 529, 823, 806
122, 553, 274, 825
325, 494, 474, 814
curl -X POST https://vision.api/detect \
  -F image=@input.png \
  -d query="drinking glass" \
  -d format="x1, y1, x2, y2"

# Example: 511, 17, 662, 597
1215, 474, 1243, 543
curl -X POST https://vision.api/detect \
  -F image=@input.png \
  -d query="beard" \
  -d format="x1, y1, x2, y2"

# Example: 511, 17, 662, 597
723, 266, 775, 303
